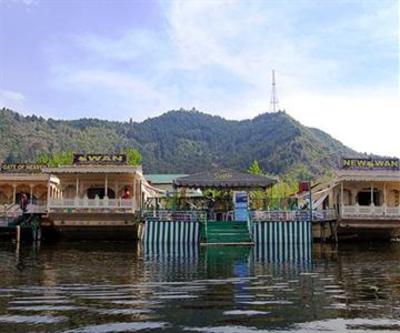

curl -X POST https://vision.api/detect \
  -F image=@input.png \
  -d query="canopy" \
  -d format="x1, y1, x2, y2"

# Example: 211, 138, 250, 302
173, 169, 276, 190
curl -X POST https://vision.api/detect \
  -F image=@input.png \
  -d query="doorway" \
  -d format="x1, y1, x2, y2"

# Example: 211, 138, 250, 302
357, 191, 380, 206
87, 188, 115, 199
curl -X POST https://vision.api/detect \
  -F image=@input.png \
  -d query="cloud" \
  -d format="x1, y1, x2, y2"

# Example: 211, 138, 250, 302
0, 0, 39, 6
285, 89, 400, 157
0, 89, 26, 110
68, 69, 162, 101
45, 0, 399, 155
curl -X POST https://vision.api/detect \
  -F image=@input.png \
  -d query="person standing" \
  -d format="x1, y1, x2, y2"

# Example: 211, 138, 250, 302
20, 193, 28, 213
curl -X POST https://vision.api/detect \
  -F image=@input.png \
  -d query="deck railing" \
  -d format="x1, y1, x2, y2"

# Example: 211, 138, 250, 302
27, 200, 47, 214
143, 209, 336, 222
341, 204, 400, 219
251, 209, 337, 222
143, 210, 207, 222
48, 197, 137, 211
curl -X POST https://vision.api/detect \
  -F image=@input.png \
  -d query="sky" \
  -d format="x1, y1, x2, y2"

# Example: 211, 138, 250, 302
0, 0, 399, 157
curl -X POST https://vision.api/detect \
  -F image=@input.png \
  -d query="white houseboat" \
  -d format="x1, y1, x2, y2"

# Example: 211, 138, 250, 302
312, 158, 400, 240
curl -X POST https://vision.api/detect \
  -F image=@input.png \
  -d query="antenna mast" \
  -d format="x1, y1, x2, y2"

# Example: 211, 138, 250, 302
269, 69, 279, 112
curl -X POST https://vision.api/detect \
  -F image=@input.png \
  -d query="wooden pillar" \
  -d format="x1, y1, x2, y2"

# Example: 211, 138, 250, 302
75, 176, 79, 198
115, 182, 119, 198
133, 176, 137, 198
16, 225, 21, 243
340, 182, 344, 208
12, 185, 16, 205
47, 180, 51, 211
370, 183, 374, 205
139, 179, 143, 211
30, 184, 34, 204
105, 174, 108, 197
133, 175, 137, 208
383, 183, 387, 204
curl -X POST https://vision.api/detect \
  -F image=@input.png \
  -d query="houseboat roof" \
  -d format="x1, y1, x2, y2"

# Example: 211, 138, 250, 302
43, 165, 142, 174
336, 169, 400, 182
173, 169, 276, 190
0, 173, 54, 182
145, 174, 187, 184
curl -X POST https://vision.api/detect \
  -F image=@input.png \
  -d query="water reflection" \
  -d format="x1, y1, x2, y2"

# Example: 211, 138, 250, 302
0, 241, 399, 332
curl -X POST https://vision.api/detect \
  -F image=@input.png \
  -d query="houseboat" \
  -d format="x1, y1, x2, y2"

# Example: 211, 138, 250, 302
42, 154, 144, 239
312, 158, 400, 240
0, 154, 158, 240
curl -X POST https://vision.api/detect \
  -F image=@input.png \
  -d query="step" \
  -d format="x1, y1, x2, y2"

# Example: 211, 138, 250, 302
207, 225, 248, 230
207, 237, 252, 243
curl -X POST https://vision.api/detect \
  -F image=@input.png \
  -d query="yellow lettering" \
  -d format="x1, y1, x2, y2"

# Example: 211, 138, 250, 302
356, 160, 367, 167
88, 155, 102, 162
343, 159, 351, 167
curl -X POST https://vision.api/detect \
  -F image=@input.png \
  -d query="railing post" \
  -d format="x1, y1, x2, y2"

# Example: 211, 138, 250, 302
370, 203, 375, 216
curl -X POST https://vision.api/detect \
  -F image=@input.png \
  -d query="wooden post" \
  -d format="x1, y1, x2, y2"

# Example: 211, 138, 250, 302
75, 176, 79, 198
133, 176, 137, 205
16, 225, 20, 243
340, 182, 344, 214
105, 174, 108, 198
370, 183, 374, 205
47, 179, 51, 212
30, 184, 33, 204
139, 179, 143, 212
383, 183, 387, 205
12, 185, 16, 205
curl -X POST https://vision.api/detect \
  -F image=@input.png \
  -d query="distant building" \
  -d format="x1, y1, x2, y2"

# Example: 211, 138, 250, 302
145, 174, 187, 193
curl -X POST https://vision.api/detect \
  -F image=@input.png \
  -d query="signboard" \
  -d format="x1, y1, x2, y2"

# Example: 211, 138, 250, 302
0, 163, 44, 173
73, 154, 127, 165
341, 158, 399, 170
233, 191, 248, 221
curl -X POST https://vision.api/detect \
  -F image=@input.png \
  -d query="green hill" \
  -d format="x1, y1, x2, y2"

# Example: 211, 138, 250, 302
0, 107, 360, 176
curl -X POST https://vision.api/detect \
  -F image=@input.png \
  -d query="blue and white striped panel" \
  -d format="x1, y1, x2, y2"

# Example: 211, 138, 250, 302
253, 241, 312, 264
144, 242, 199, 280
252, 221, 312, 244
144, 241, 199, 259
144, 220, 200, 244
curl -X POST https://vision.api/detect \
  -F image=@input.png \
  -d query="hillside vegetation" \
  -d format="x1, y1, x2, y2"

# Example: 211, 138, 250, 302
0, 108, 360, 177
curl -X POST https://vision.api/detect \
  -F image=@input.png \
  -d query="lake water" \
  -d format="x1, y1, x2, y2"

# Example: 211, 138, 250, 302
0, 241, 399, 332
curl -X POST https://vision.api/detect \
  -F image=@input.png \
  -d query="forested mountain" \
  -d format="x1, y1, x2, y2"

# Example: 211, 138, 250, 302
0, 107, 360, 176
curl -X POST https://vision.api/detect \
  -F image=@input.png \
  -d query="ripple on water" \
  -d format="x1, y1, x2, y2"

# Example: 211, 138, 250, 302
223, 310, 271, 316
111, 300, 160, 305
9, 300, 72, 304
15, 296, 68, 300
155, 294, 198, 299
8, 305, 85, 311
63, 321, 167, 333
0, 314, 67, 324
240, 300, 294, 305
184, 318, 400, 332
93, 308, 154, 315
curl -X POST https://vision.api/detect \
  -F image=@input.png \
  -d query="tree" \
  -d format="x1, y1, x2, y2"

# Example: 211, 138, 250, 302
248, 160, 262, 175
36, 151, 74, 166
124, 148, 142, 166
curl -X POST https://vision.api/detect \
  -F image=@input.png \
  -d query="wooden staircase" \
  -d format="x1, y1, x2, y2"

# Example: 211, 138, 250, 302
201, 220, 252, 244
